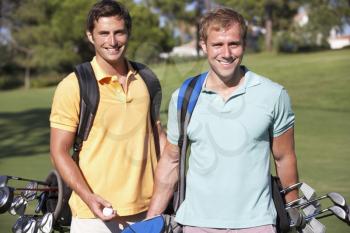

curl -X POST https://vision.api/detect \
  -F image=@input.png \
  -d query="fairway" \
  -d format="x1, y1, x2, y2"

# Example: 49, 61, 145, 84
0, 49, 349, 232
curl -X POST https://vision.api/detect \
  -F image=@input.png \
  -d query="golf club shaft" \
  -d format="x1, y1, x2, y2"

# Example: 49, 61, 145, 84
14, 187, 58, 192
7, 176, 48, 186
305, 208, 329, 221
285, 196, 305, 207
281, 182, 303, 194
286, 194, 326, 210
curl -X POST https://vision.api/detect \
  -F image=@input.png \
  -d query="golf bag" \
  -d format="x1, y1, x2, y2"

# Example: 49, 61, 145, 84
44, 61, 162, 229
172, 72, 291, 233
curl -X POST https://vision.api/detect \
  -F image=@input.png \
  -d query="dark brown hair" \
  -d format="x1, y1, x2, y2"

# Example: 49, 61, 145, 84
199, 8, 247, 45
86, 0, 132, 35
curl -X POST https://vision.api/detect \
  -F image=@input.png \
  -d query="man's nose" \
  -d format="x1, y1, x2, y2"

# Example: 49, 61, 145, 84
108, 34, 117, 46
222, 45, 231, 57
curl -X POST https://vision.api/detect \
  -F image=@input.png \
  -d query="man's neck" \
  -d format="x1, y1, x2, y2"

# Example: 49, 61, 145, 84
95, 56, 128, 77
206, 67, 244, 92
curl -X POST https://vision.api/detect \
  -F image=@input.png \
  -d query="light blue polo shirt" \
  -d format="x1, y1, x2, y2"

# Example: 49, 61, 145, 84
167, 66, 295, 228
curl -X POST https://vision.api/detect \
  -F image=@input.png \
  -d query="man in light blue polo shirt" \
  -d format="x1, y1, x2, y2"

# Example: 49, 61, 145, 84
147, 7, 299, 233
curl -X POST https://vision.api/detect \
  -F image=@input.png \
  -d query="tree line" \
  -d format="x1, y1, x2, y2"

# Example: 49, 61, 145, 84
0, 0, 349, 89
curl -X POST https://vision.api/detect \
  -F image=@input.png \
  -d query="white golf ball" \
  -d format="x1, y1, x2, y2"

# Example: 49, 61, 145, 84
103, 207, 113, 217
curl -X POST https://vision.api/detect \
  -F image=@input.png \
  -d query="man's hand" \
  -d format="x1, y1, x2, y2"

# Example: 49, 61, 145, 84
84, 193, 117, 221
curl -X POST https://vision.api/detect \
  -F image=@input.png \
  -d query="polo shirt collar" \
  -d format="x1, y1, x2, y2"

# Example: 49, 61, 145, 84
202, 65, 261, 96
90, 57, 137, 83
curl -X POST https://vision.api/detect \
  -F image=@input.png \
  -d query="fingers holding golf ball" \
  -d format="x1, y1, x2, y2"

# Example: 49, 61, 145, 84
87, 194, 116, 220
103, 207, 114, 217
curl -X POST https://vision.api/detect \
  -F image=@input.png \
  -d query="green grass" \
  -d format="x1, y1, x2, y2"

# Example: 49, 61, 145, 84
1, 49, 350, 232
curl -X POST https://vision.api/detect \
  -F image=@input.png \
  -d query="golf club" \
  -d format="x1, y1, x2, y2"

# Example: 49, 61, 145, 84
281, 182, 303, 195
12, 215, 27, 233
35, 192, 47, 214
4, 175, 48, 186
21, 182, 38, 202
299, 218, 326, 233
305, 205, 349, 225
282, 182, 317, 201
0, 186, 14, 214
287, 192, 346, 210
286, 196, 305, 207
288, 207, 306, 228
37, 212, 54, 233
9, 196, 27, 216
22, 217, 37, 233
0, 175, 8, 187
13, 187, 58, 193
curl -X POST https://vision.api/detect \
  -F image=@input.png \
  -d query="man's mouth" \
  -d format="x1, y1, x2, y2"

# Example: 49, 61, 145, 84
217, 58, 235, 65
105, 46, 122, 54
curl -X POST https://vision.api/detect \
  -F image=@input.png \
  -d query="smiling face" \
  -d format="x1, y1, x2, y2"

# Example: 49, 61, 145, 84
87, 16, 128, 68
200, 23, 245, 83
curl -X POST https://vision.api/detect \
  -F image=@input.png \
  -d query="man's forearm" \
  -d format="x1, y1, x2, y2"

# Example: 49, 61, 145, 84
51, 151, 93, 202
50, 128, 93, 203
147, 142, 179, 217
272, 128, 299, 202
275, 153, 299, 202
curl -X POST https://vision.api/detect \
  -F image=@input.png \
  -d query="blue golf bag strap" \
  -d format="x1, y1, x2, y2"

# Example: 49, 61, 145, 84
73, 62, 100, 163
175, 72, 207, 211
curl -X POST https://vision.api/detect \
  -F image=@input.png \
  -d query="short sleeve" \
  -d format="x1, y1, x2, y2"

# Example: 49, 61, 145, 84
272, 89, 295, 137
166, 89, 180, 145
49, 74, 80, 132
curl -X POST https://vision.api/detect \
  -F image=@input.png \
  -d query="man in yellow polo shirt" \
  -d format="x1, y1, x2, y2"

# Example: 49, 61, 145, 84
49, 1, 165, 233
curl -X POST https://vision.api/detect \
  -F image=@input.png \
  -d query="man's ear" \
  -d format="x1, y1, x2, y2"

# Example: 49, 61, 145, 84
86, 31, 94, 44
200, 40, 207, 54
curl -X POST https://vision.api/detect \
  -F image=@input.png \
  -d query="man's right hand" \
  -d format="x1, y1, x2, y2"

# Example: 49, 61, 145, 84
84, 193, 117, 221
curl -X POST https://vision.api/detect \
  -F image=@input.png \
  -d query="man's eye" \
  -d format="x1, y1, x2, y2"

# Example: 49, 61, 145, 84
230, 43, 241, 48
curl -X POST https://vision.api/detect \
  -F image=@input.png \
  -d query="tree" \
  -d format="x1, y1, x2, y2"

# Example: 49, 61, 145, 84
9, 0, 175, 88
305, 0, 350, 46
121, 1, 176, 63
215, 0, 300, 52
146, 0, 213, 57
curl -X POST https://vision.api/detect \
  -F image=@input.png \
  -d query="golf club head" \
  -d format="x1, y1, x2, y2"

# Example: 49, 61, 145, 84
12, 216, 27, 233
300, 197, 322, 217
328, 205, 349, 224
0, 176, 9, 187
38, 212, 54, 233
22, 217, 37, 233
327, 192, 347, 208
300, 183, 317, 201
302, 203, 321, 217
313, 205, 350, 225
21, 182, 38, 201
301, 218, 326, 233
9, 196, 27, 216
288, 208, 306, 228
0, 186, 14, 214
35, 192, 47, 214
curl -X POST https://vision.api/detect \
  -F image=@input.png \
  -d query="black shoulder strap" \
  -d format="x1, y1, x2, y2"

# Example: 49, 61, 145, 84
129, 61, 162, 126
72, 62, 100, 162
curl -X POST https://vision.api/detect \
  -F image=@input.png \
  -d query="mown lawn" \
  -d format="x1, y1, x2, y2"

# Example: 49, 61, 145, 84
0, 48, 349, 232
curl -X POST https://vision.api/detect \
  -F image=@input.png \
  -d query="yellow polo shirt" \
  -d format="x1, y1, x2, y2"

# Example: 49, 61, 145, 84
50, 57, 158, 217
